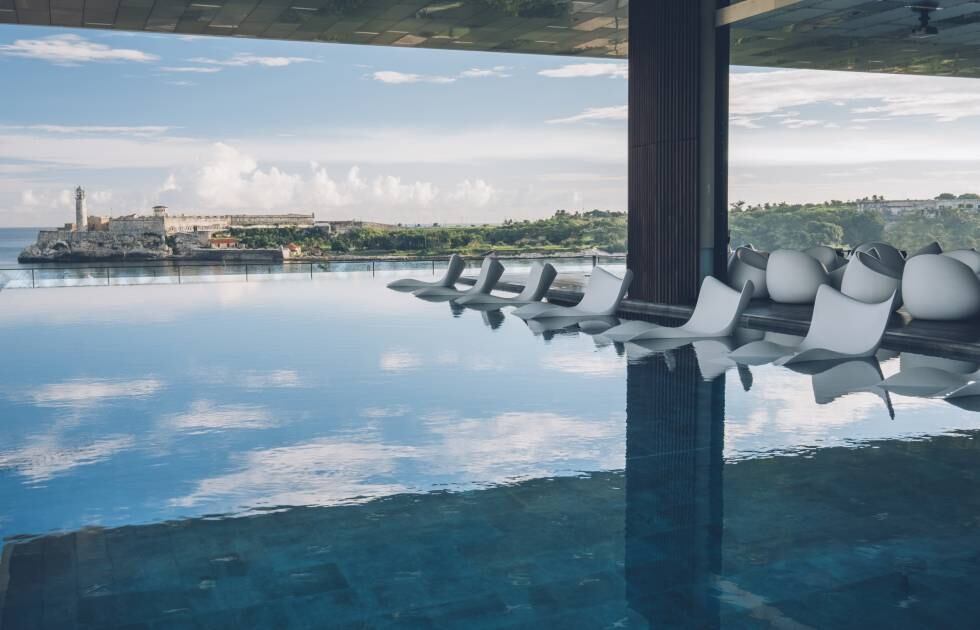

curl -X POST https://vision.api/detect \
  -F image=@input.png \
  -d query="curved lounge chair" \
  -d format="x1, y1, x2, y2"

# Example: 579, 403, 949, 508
512, 267, 633, 320
841, 251, 903, 310
729, 285, 894, 365
942, 249, 980, 275
387, 254, 466, 291
805, 245, 844, 271
454, 261, 557, 307
854, 241, 905, 272
413, 256, 504, 300
728, 248, 768, 298
909, 241, 942, 258
902, 254, 980, 321
766, 249, 829, 304
597, 277, 753, 343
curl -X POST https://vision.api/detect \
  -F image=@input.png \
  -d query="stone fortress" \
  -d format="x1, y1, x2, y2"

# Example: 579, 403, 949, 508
19, 186, 316, 263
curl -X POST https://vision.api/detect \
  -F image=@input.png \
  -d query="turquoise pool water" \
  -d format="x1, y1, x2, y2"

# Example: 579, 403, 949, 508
1, 272, 979, 628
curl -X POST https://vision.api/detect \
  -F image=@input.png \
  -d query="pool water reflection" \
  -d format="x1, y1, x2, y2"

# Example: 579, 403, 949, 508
1, 272, 979, 628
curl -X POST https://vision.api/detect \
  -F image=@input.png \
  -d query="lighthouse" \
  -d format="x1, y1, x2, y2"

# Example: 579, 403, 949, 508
75, 186, 87, 232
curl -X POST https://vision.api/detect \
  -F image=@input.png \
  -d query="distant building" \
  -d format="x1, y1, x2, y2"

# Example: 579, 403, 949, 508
87, 216, 110, 232
858, 198, 980, 216
209, 236, 239, 249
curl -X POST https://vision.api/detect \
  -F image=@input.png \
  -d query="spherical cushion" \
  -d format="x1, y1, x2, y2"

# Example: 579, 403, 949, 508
902, 254, 980, 321
942, 249, 980, 275
765, 249, 829, 304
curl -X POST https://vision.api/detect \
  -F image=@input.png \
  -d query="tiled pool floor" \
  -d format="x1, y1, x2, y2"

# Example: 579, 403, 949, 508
3, 422, 979, 629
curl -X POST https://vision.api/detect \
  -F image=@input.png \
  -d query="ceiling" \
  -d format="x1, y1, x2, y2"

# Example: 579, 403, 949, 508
1, 0, 979, 76
0, 0, 629, 58
730, 0, 980, 77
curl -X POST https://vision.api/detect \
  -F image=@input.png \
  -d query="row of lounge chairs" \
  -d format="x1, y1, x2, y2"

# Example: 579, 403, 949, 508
387, 244, 958, 368
728, 240, 980, 321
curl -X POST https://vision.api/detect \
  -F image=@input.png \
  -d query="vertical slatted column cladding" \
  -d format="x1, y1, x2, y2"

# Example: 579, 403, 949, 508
628, 0, 730, 305
625, 348, 725, 626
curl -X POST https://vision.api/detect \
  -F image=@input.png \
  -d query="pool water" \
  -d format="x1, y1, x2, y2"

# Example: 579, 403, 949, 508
1, 271, 979, 628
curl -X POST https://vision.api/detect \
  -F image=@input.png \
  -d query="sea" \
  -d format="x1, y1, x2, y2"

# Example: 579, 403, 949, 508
0, 227, 40, 267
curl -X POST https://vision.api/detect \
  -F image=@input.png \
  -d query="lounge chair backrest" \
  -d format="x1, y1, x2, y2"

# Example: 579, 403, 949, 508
800, 285, 893, 357
439, 254, 467, 287
517, 262, 558, 301
736, 247, 768, 270
576, 267, 633, 316
471, 256, 505, 294
684, 276, 753, 337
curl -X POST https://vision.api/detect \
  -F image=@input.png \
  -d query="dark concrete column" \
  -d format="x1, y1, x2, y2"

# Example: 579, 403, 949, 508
627, 0, 730, 304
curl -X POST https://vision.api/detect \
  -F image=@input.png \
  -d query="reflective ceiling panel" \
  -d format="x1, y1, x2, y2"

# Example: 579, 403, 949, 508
2, 0, 980, 76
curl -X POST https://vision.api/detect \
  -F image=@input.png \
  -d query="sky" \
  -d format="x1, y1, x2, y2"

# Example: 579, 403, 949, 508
2, 25, 980, 227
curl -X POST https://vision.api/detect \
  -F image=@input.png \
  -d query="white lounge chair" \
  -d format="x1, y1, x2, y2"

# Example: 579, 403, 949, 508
841, 251, 902, 310
902, 254, 980, 321
597, 277, 753, 343
854, 241, 905, 272
878, 353, 979, 397
453, 261, 557, 307
728, 247, 768, 298
766, 249, 829, 304
413, 256, 504, 300
512, 267, 632, 320
729, 285, 894, 365
387, 254, 466, 291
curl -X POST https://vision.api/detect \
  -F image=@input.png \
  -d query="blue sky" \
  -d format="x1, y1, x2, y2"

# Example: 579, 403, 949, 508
2, 25, 980, 227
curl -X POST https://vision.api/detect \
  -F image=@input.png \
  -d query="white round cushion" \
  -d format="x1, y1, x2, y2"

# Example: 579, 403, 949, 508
841, 251, 902, 310
765, 249, 829, 304
805, 245, 844, 271
942, 249, 980, 275
902, 254, 980, 321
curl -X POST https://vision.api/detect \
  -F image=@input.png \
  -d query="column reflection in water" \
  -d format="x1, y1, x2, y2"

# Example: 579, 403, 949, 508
625, 347, 724, 627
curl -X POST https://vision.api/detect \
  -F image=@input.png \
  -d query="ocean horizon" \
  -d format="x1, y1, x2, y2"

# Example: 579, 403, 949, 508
0, 227, 42, 267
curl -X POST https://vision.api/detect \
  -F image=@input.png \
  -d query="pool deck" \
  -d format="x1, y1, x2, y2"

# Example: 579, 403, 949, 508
460, 272, 980, 361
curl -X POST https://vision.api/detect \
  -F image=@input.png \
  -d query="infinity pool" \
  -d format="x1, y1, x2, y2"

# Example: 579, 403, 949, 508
1, 271, 979, 628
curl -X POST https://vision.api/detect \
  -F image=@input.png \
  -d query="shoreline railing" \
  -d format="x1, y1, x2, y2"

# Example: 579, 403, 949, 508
0, 254, 626, 290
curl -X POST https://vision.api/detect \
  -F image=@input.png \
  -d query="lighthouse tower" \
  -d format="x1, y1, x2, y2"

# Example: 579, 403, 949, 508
75, 186, 87, 232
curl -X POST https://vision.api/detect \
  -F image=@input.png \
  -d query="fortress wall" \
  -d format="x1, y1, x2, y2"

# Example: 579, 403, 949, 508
229, 214, 314, 228
109, 217, 166, 236
164, 216, 231, 235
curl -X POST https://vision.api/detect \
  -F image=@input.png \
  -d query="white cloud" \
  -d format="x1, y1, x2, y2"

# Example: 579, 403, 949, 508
195, 142, 302, 210
373, 66, 510, 84
547, 105, 627, 125
449, 179, 495, 207
372, 70, 455, 84
188, 53, 315, 68
24, 378, 164, 409
161, 66, 221, 73
0, 124, 172, 137
380, 350, 423, 372
371, 175, 438, 206
732, 68, 980, 122
0, 435, 136, 483
163, 401, 276, 434
539, 62, 627, 79
20, 190, 39, 206
0, 34, 158, 65
458, 65, 510, 79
